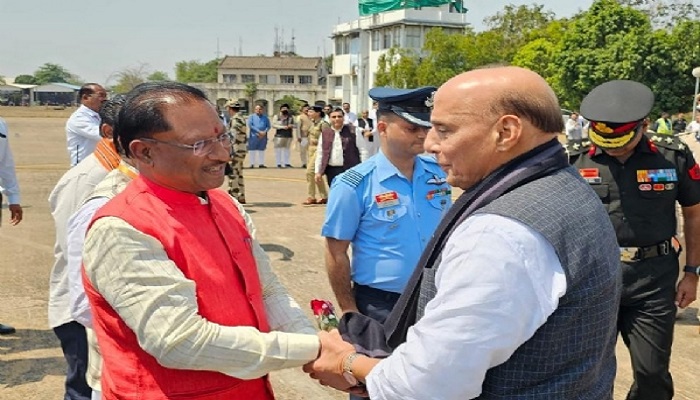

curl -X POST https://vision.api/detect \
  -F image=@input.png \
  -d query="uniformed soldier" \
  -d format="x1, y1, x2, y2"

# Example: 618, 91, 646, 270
225, 100, 248, 203
568, 80, 700, 400
321, 86, 452, 335
304, 105, 330, 205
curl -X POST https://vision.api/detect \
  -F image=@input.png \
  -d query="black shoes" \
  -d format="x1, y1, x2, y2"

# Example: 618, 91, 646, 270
258, 165, 267, 168
0, 323, 16, 335
285, 164, 293, 168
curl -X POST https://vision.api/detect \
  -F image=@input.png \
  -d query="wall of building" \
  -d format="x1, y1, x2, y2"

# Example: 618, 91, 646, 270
329, 4, 467, 113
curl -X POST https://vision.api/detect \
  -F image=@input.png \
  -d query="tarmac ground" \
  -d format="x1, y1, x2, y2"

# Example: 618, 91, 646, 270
0, 107, 698, 399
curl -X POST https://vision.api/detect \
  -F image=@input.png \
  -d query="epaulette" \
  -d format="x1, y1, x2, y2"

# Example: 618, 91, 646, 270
339, 162, 375, 188
647, 134, 688, 152
564, 139, 593, 156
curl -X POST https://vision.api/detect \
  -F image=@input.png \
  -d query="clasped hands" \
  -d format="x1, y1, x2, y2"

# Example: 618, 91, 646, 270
303, 329, 369, 397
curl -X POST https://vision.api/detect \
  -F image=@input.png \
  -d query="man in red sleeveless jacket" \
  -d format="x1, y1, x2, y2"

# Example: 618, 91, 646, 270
81, 82, 321, 399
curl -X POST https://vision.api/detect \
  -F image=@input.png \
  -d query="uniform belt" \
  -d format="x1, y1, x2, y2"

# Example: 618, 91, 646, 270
620, 239, 672, 263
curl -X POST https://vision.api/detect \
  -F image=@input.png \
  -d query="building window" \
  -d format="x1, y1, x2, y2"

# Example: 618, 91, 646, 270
406, 26, 422, 49
280, 75, 295, 84
299, 75, 313, 84
383, 29, 391, 49
392, 26, 401, 47
258, 75, 277, 84
335, 37, 344, 55
372, 31, 381, 51
343, 36, 351, 54
334, 76, 343, 88
241, 74, 255, 83
223, 74, 237, 83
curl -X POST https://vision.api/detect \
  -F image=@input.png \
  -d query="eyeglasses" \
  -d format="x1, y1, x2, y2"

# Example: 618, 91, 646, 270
140, 133, 231, 157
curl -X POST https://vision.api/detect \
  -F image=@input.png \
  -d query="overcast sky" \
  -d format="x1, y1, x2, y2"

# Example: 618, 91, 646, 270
0, 1, 595, 84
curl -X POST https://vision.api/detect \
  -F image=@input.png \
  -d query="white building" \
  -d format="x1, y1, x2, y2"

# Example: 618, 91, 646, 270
328, 4, 467, 113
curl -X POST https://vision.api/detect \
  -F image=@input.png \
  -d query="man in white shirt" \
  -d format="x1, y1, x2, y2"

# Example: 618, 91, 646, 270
49, 96, 123, 400
354, 109, 379, 158
305, 67, 621, 400
342, 102, 357, 125
314, 108, 365, 186
688, 114, 700, 140
0, 117, 23, 335
81, 82, 321, 399
65, 83, 107, 166
565, 112, 583, 141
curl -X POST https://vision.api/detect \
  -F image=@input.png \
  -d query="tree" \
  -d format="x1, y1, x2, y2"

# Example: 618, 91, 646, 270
556, 0, 652, 109
274, 95, 306, 114
112, 64, 150, 93
617, 0, 700, 28
324, 55, 334, 75
645, 20, 700, 112
147, 71, 170, 81
511, 19, 568, 97
33, 63, 76, 84
483, 4, 557, 60
374, 47, 421, 87
244, 82, 258, 110
0, 75, 4, 85
175, 58, 221, 83
13, 74, 37, 85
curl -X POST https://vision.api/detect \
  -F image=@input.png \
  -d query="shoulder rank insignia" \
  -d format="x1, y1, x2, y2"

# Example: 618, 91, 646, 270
340, 169, 365, 188
565, 139, 592, 156
649, 134, 686, 151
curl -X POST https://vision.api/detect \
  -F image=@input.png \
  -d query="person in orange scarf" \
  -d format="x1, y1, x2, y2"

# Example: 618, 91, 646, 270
81, 82, 321, 399
48, 95, 125, 400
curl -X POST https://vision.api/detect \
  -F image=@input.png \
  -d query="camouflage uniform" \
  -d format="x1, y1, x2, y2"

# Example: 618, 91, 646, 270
227, 111, 248, 202
306, 119, 329, 200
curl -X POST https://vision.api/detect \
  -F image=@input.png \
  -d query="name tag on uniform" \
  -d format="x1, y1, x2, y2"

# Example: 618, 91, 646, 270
375, 191, 399, 208
427, 188, 451, 200
637, 169, 678, 183
579, 168, 601, 184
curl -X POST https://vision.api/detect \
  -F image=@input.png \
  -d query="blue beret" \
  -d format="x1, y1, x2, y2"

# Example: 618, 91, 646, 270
369, 86, 437, 128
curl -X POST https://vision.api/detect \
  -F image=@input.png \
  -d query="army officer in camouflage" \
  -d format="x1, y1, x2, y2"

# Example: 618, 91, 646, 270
225, 100, 248, 203
568, 80, 700, 400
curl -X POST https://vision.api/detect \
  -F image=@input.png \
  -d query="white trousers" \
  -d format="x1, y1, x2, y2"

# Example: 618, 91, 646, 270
249, 150, 265, 166
275, 147, 291, 166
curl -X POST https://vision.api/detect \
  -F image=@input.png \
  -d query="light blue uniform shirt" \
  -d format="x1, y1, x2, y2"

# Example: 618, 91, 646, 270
321, 151, 452, 293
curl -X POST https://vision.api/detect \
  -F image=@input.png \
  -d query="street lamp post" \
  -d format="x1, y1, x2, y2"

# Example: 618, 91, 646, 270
692, 67, 700, 121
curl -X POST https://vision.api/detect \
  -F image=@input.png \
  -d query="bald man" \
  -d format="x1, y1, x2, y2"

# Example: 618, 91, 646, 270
305, 67, 621, 399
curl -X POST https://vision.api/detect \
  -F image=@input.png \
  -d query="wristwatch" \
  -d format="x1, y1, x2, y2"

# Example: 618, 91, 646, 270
342, 352, 361, 386
683, 265, 700, 275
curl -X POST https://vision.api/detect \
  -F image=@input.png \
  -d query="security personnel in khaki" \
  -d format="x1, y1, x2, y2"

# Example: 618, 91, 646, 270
225, 100, 248, 203
303, 105, 330, 205
567, 80, 700, 400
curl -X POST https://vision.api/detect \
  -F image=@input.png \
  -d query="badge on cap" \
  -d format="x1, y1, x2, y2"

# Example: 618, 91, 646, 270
375, 191, 399, 208
424, 91, 436, 108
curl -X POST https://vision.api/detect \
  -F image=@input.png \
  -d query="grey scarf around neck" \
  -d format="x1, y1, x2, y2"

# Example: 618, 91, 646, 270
339, 138, 569, 357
